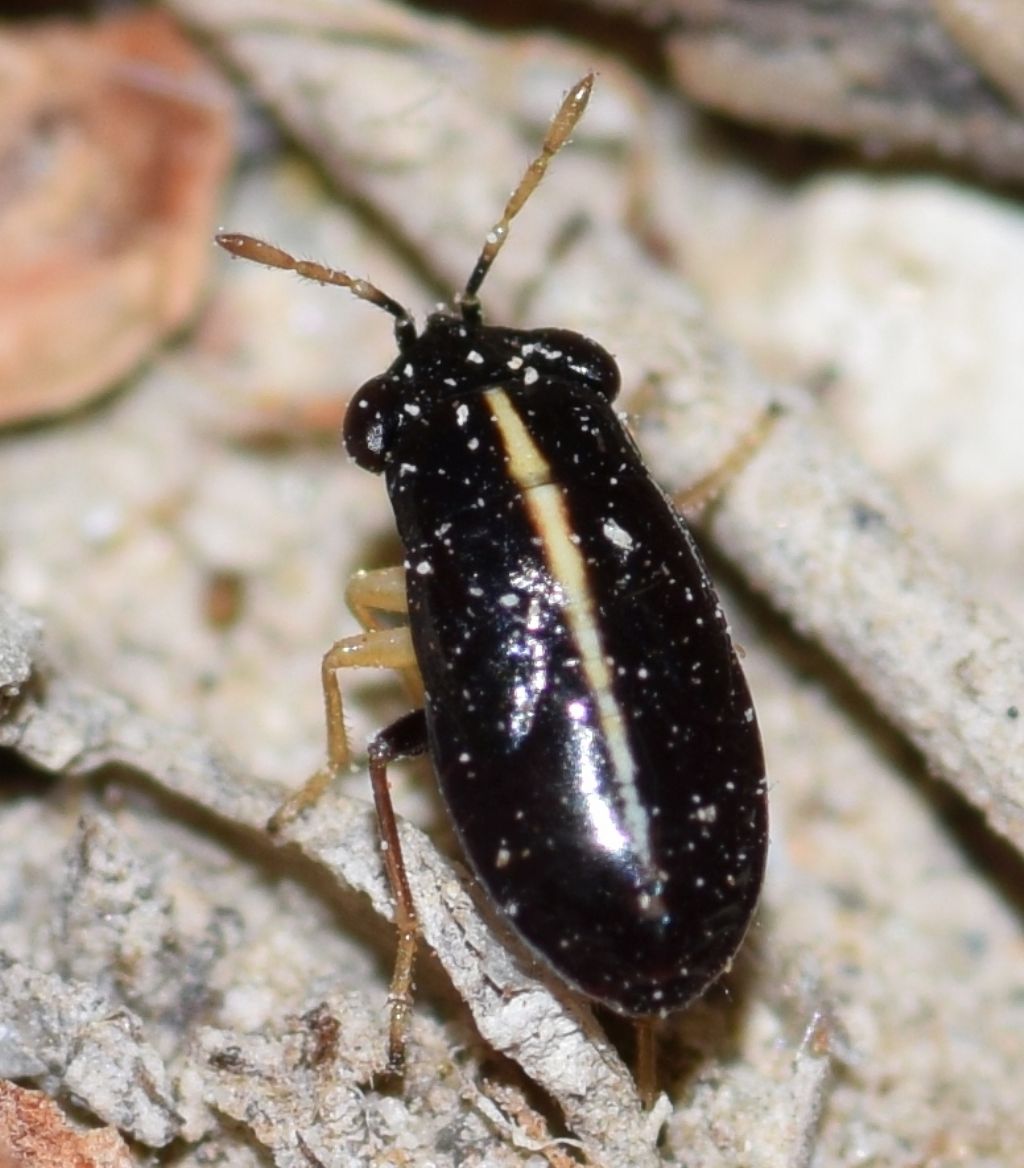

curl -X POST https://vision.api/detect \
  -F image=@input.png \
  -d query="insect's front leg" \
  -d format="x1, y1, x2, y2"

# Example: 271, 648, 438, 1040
268, 566, 418, 834
345, 566, 423, 707
344, 564, 407, 629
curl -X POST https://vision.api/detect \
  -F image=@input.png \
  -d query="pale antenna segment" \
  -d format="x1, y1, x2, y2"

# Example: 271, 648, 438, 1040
460, 74, 594, 320
215, 233, 418, 350
215, 72, 594, 343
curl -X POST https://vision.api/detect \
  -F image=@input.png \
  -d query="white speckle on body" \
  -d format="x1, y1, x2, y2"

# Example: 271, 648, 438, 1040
602, 518, 634, 551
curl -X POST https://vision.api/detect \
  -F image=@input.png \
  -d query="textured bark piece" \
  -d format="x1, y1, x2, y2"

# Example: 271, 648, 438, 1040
665, 0, 1024, 178
551, 0, 1022, 177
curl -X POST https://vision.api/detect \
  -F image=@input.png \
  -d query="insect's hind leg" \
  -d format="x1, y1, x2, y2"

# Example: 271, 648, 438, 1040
634, 1017, 659, 1108
271, 564, 427, 1078
366, 708, 430, 1080
268, 566, 418, 833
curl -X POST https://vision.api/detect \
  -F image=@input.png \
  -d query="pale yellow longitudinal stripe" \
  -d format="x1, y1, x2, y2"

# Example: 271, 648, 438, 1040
484, 388, 652, 866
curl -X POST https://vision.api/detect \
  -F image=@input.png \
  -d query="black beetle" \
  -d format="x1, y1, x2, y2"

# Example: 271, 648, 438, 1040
218, 74, 767, 1084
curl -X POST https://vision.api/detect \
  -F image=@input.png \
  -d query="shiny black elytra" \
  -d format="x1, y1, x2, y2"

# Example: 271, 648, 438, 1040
218, 75, 767, 1083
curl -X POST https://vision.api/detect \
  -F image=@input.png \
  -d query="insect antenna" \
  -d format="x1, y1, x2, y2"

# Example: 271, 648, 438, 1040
458, 73, 594, 323
215, 233, 418, 350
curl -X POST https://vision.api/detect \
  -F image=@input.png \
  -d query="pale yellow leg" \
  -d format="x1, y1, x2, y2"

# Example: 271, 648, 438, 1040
268, 566, 419, 834
345, 567, 423, 706
674, 404, 782, 513
345, 565, 407, 629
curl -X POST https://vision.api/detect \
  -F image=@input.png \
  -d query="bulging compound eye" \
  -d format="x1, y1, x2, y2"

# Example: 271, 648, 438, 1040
344, 375, 400, 473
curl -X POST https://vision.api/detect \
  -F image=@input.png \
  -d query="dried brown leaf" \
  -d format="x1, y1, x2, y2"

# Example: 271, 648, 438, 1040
0, 10, 233, 426
0, 1081, 135, 1168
